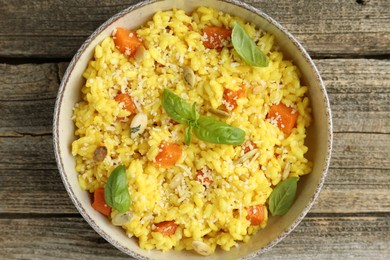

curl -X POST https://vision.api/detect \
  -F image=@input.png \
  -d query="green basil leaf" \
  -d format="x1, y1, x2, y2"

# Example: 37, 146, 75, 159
193, 116, 245, 145
184, 125, 193, 145
104, 165, 131, 213
269, 177, 298, 216
232, 21, 269, 67
162, 89, 194, 124
192, 102, 199, 122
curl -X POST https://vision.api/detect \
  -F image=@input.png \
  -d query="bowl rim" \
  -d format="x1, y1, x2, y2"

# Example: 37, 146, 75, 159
53, 0, 333, 259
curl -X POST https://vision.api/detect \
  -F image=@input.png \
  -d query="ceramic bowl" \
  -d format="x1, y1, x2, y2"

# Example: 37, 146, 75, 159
53, 0, 332, 259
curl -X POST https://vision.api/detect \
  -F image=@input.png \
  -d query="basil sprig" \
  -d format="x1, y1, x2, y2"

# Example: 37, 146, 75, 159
104, 165, 131, 213
269, 177, 298, 216
162, 89, 245, 145
232, 21, 269, 67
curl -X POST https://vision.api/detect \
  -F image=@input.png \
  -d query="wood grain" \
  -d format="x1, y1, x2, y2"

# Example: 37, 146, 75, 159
312, 168, 390, 214
0, 63, 59, 135
261, 213, 390, 259
0, 215, 388, 259
1, 1, 389, 257
0, 63, 59, 100
1, 166, 389, 214
0, 59, 389, 136
0, 0, 389, 58
316, 59, 390, 94
0, 133, 388, 171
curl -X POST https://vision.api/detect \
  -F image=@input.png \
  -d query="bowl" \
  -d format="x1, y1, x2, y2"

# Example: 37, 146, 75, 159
53, 0, 332, 259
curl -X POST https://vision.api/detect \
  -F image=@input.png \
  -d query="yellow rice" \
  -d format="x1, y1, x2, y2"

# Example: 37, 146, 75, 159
71, 7, 312, 254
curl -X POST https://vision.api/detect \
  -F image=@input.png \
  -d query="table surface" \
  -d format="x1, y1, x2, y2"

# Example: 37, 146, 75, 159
1, 0, 389, 259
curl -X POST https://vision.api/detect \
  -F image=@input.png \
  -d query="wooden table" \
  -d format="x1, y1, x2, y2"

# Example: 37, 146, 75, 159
1, 0, 389, 259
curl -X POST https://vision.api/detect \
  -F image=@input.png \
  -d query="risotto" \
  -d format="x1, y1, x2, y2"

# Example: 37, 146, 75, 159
71, 6, 312, 255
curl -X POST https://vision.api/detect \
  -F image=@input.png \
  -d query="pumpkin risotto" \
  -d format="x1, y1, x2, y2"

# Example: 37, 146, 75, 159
71, 6, 312, 255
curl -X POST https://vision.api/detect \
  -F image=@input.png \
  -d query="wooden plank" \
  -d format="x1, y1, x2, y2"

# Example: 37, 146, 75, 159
0, 135, 56, 170
331, 133, 390, 169
3, 90, 388, 135
311, 168, 390, 214
0, 142, 389, 214
0, 98, 55, 135
1, 132, 388, 171
316, 58, 390, 133
0, 63, 59, 134
1, 168, 388, 214
329, 93, 390, 134
0, 0, 139, 58
0, 59, 389, 135
252, 0, 390, 58
316, 59, 390, 94
0, 169, 76, 214
5, 94, 386, 136
0, 217, 126, 259
0, 63, 59, 100
261, 214, 390, 259
0, 215, 388, 259
0, 0, 389, 58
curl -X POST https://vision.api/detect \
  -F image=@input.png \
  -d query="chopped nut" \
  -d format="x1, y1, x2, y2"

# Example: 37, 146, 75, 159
93, 145, 107, 162
237, 149, 258, 164
133, 151, 142, 160
134, 45, 146, 63
130, 113, 148, 139
252, 86, 262, 94
169, 173, 183, 189
112, 212, 133, 226
243, 140, 256, 153
183, 67, 195, 87
282, 161, 291, 180
192, 241, 212, 256
208, 108, 230, 118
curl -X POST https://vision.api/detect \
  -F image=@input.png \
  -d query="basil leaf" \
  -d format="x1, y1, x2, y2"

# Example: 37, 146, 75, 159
104, 165, 131, 213
191, 102, 199, 121
269, 177, 298, 216
184, 125, 193, 145
162, 89, 194, 124
193, 116, 245, 145
232, 21, 269, 67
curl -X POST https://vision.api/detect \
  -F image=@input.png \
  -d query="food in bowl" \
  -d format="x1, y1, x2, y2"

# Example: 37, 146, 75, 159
71, 6, 312, 255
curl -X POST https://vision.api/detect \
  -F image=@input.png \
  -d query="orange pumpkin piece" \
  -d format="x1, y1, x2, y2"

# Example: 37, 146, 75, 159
113, 27, 143, 57
114, 93, 137, 115
154, 221, 178, 236
223, 85, 246, 111
267, 103, 298, 135
246, 205, 265, 226
202, 26, 232, 49
92, 188, 111, 216
155, 142, 182, 167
